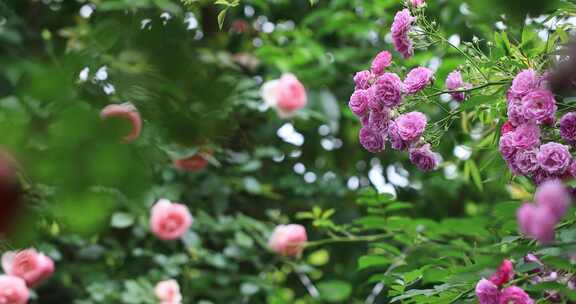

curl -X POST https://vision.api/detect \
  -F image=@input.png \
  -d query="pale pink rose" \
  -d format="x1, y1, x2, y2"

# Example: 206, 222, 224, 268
268, 224, 307, 257
0, 275, 29, 304
261, 74, 307, 118
150, 199, 193, 241
2, 249, 55, 287
100, 102, 142, 143
155, 279, 182, 304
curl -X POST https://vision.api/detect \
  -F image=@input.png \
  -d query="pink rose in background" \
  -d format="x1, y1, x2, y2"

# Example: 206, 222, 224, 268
391, 9, 415, 59
371, 51, 392, 75
261, 73, 307, 118
517, 203, 557, 244
534, 179, 571, 221
410, 0, 425, 7
508, 69, 539, 102
2, 249, 54, 287
409, 144, 440, 171
155, 279, 182, 304
268, 224, 307, 257
537, 142, 571, 175
476, 278, 500, 304
0, 275, 29, 304
353, 70, 372, 90
100, 102, 142, 143
394, 111, 427, 142
150, 199, 193, 241
489, 260, 514, 287
499, 286, 534, 304
559, 112, 576, 143
445, 70, 471, 102
403, 67, 434, 95
173, 149, 213, 173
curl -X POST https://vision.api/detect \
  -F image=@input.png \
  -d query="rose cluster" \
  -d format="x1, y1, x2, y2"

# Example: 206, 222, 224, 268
517, 179, 572, 244
499, 69, 576, 184
476, 259, 534, 304
0, 248, 55, 303
349, 50, 440, 171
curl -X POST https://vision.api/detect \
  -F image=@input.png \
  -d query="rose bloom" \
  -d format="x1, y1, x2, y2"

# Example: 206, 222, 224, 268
534, 179, 571, 221
537, 142, 571, 175
394, 111, 427, 142
521, 89, 557, 124
388, 122, 410, 151
155, 279, 182, 304
268, 224, 307, 257
373, 73, 403, 108
261, 73, 307, 118
366, 108, 390, 132
560, 112, 576, 142
348, 89, 370, 117
0, 275, 29, 304
100, 102, 142, 143
353, 70, 372, 90
409, 144, 440, 171
370, 51, 392, 76
359, 126, 385, 153
150, 199, 193, 241
513, 149, 539, 175
476, 278, 500, 304
501, 121, 515, 135
517, 203, 557, 244
507, 101, 530, 127
499, 134, 518, 161
391, 9, 415, 59
411, 0, 425, 7
445, 70, 470, 102
489, 260, 514, 287
498, 286, 534, 304
508, 69, 539, 102
510, 123, 540, 150
403, 67, 434, 95
173, 149, 212, 172
2, 249, 54, 287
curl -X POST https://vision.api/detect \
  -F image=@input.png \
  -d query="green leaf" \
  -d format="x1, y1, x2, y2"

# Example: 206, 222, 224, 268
110, 212, 135, 228
317, 280, 352, 302
358, 255, 391, 270
217, 9, 227, 30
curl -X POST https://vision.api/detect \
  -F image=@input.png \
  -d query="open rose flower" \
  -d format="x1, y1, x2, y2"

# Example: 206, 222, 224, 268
445, 70, 471, 102
510, 124, 540, 150
560, 112, 576, 143
394, 111, 427, 142
499, 286, 534, 304
0, 275, 29, 304
348, 89, 370, 117
100, 102, 142, 143
409, 144, 440, 171
391, 9, 415, 59
534, 179, 571, 221
268, 224, 307, 257
411, 0, 425, 7
521, 89, 557, 124
537, 142, 571, 175
513, 149, 539, 175
359, 127, 385, 153
476, 278, 500, 304
155, 279, 182, 304
388, 122, 410, 151
508, 69, 539, 102
2, 249, 54, 287
150, 199, 193, 241
489, 260, 514, 287
373, 73, 403, 108
366, 108, 390, 132
371, 51, 392, 75
517, 203, 557, 244
353, 70, 372, 90
404, 67, 434, 95
262, 73, 307, 118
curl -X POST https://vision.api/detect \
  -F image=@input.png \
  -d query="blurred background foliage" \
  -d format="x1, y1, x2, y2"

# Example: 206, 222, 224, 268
0, 0, 574, 303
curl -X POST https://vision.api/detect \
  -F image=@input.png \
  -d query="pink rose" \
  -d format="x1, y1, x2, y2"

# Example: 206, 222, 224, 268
155, 279, 182, 304
150, 199, 193, 241
0, 275, 29, 304
268, 224, 307, 257
403, 67, 434, 94
394, 111, 427, 142
100, 102, 142, 143
476, 278, 500, 304
508, 69, 539, 102
517, 203, 557, 244
173, 149, 212, 172
534, 179, 571, 221
489, 260, 514, 287
2, 249, 54, 287
261, 74, 307, 118
411, 0, 425, 7
371, 51, 392, 75
521, 89, 557, 124
499, 286, 534, 304
391, 9, 415, 59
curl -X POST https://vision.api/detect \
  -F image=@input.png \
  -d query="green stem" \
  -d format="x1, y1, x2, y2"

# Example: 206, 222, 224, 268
425, 81, 510, 99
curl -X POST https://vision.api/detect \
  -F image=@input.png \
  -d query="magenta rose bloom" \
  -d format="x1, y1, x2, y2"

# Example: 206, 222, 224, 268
513, 149, 539, 175
348, 89, 370, 117
507, 101, 531, 127
409, 144, 440, 171
359, 126, 385, 153
371, 51, 392, 75
560, 112, 576, 143
498, 286, 534, 304
354, 70, 372, 90
517, 203, 557, 245
521, 89, 557, 124
373, 73, 403, 108
489, 260, 514, 287
445, 70, 471, 102
476, 279, 500, 304
537, 142, 571, 175
391, 9, 415, 59
388, 122, 410, 151
499, 134, 518, 161
510, 123, 540, 150
367, 108, 390, 132
404, 67, 434, 94
508, 69, 539, 102
535, 179, 571, 221
394, 111, 427, 142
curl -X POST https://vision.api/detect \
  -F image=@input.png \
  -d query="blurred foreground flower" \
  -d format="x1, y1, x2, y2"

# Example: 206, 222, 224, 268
0, 275, 29, 304
268, 224, 307, 257
1, 249, 54, 288
261, 74, 308, 119
100, 102, 142, 143
155, 279, 182, 304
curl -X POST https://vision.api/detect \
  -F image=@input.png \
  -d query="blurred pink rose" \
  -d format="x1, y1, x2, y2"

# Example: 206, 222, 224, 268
268, 224, 307, 257
173, 149, 213, 172
150, 199, 193, 241
499, 286, 534, 304
489, 259, 514, 287
411, 0, 425, 7
475, 278, 500, 304
0, 275, 29, 304
261, 74, 307, 118
155, 279, 182, 304
2, 249, 54, 287
100, 102, 142, 143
